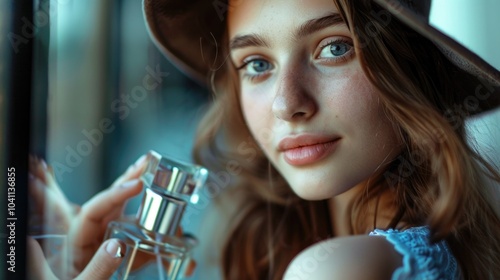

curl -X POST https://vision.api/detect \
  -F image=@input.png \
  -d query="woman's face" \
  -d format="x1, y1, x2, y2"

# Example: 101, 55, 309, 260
228, 0, 403, 200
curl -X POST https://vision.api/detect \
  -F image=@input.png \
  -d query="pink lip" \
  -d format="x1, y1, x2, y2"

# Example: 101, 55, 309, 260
278, 134, 341, 166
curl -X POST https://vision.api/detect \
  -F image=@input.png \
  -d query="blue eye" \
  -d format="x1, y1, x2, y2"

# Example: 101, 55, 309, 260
318, 40, 353, 59
330, 43, 349, 56
245, 59, 272, 75
237, 58, 274, 82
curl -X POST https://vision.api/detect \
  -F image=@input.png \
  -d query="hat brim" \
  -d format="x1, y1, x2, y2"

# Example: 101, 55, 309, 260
144, 0, 500, 113
373, 0, 500, 113
144, 0, 227, 85
374, 1, 500, 84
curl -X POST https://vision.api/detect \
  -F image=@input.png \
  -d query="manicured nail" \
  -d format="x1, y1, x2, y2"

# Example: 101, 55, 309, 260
134, 155, 147, 167
106, 239, 124, 258
29, 172, 35, 181
125, 155, 147, 173
121, 179, 139, 188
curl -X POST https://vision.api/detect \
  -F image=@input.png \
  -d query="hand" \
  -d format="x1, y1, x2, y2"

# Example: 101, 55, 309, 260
28, 237, 126, 280
28, 155, 147, 278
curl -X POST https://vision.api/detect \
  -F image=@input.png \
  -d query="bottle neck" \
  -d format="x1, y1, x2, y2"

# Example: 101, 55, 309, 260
137, 187, 187, 236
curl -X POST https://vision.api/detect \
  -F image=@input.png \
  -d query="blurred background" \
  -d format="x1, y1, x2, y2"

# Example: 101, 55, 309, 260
1, 0, 499, 279
36, 0, 210, 204
18, 0, 219, 278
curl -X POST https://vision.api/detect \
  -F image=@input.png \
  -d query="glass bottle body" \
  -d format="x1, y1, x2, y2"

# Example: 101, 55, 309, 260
105, 219, 194, 280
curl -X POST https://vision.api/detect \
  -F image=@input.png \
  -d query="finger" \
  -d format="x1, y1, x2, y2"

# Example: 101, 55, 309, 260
27, 237, 58, 280
28, 174, 68, 214
29, 155, 47, 184
29, 175, 73, 231
39, 159, 68, 201
80, 179, 143, 223
75, 239, 125, 280
29, 156, 72, 211
73, 179, 143, 247
29, 173, 46, 214
110, 154, 147, 189
100, 207, 123, 229
185, 259, 197, 277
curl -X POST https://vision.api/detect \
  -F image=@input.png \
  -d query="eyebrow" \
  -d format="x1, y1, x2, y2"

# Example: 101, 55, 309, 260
230, 34, 270, 50
229, 13, 345, 51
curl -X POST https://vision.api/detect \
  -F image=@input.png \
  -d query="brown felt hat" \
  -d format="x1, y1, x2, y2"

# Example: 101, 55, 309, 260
143, 0, 500, 114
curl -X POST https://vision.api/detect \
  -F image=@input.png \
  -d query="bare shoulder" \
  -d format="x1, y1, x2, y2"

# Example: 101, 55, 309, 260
283, 235, 402, 280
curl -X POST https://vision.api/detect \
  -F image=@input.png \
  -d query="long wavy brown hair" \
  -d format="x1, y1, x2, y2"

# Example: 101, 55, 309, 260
193, 0, 500, 279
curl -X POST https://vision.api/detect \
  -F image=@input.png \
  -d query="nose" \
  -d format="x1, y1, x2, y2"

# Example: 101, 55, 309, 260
272, 69, 317, 122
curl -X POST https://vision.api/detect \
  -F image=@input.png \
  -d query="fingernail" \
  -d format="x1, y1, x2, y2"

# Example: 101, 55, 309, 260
121, 179, 139, 188
134, 154, 147, 167
125, 155, 147, 174
106, 239, 124, 258
29, 173, 35, 181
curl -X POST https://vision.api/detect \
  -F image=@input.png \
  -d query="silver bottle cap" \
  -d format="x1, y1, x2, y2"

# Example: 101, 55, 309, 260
141, 150, 209, 203
138, 187, 186, 235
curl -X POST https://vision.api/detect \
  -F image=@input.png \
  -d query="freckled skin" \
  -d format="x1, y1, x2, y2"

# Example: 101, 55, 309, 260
229, 0, 403, 200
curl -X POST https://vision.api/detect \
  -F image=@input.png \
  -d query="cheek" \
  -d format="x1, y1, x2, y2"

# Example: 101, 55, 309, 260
353, 73, 402, 156
321, 70, 381, 126
323, 70, 401, 155
240, 91, 274, 149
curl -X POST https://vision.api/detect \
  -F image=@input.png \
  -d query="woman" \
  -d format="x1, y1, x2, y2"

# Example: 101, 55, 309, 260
29, 0, 500, 279
154, 0, 498, 278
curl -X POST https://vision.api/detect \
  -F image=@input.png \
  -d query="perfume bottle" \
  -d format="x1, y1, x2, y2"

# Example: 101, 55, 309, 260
105, 151, 208, 280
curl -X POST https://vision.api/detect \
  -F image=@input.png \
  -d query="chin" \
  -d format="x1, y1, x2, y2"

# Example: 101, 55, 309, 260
285, 173, 360, 201
287, 181, 338, 201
